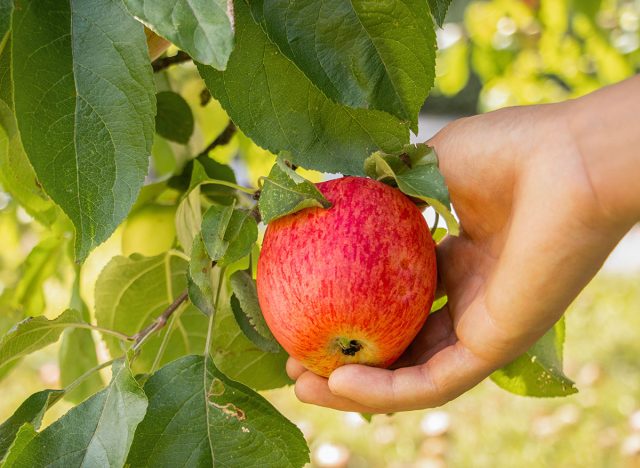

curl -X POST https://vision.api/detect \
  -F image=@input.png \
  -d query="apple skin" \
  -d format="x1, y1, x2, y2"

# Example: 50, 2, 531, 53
257, 176, 437, 377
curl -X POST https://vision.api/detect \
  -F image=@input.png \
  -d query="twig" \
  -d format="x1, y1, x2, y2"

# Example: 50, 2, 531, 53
132, 289, 189, 350
65, 358, 116, 394
152, 51, 192, 72
197, 121, 237, 157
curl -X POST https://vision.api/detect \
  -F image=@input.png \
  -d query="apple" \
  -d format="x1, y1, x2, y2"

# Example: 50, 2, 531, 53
257, 176, 437, 377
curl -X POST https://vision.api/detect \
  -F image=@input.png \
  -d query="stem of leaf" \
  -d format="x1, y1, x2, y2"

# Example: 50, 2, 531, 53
64, 358, 116, 395
200, 179, 257, 195
431, 211, 440, 235
204, 268, 226, 357
70, 323, 132, 343
149, 307, 182, 374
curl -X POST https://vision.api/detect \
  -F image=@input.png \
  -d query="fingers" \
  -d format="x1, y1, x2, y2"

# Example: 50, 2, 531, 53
327, 342, 495, 412
286, 358, 307, 380
293, 371, 383, 413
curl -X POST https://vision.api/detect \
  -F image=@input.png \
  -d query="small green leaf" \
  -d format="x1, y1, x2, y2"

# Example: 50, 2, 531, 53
1, 424, 36, 466
229, 270, 280, 353
123, 0, 234, 69
155, 91, 194, 144
364, 146, 459, 235
201, 202, 235, 260
126, 355, 309, 467
3, 359, 147, 468
0, 390, 64, 460
0, 310, 83, 376
259, 158, 331, 224
428, 0, 452, 27
198, 0, 408, 176
491, 318, 578, 397
4, 236, 66, 317
95, 253, 207, 374
187, 234, 215, 316
12, 0, 156, 260
360, 413, 373, 423
219, 209, 258, 266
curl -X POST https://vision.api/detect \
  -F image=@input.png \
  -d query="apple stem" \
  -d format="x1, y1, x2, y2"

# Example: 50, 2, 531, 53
337, 337, 362, 356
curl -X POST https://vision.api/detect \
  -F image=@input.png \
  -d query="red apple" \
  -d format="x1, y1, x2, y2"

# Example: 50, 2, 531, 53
257, 176, 437, 377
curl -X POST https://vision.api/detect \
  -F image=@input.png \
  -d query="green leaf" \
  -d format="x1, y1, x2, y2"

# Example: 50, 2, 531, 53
155, 91, 194, 144
491, 318, 578, 397
1, 424, 36, 466
259, 158, 331, 224
212, 288, 291, 390
364, 145, 460, 235
174, 159, 211, 255
4, 237, 66, 316
201, 203, 258, 266
201, 202, 235, 261
197, 0, 408, 176
0, 90, 57, 227
0, 389, 64, 460
12, 0, 155, 261
123, 0, 234, 69
0, 0, 11, 49
95, 253, 207, 373
127, 355, 309, 467
229, 270, 280, 353
3, 359, 147, 468
0, 310, 83, 376
187, 234, 215, 316
59, 298, 103, 404
250, 0, 436, 128
428, 0, 452, 27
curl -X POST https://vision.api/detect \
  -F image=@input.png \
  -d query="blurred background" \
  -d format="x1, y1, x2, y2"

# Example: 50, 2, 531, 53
1, 0, 640, 466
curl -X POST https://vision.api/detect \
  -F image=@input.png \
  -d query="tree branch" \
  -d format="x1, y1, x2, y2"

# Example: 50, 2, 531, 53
197, 121, 237, 157
152, 51, 192, 72
131, 289, 189, 350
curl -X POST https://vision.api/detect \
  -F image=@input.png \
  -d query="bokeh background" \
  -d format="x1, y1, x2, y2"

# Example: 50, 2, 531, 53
1, 0, 640, 466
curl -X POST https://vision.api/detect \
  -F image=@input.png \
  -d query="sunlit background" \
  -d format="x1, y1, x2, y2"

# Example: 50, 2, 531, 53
1, 0, 640, 466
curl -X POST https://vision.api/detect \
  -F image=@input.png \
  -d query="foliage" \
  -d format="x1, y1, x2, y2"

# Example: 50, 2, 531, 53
0, 0, 617, 465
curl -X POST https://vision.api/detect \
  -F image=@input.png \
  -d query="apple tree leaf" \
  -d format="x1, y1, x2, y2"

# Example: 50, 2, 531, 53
259, 158, 331, 224
123, 0, 234, 69
491, 318, 578, 397
95, 253, 207, 374
364, 145, 459, 235
0, 0, 10, 48
428, 0, 452, 27
0, 389, 64, 460
197, 0, 408, 176
229, 270, 280, 353
187, 234, 215, 317
155, 91, 194, 144
3, 359, 147, 468
12, 0, 155, 260
201, 202, 258, 266
212, 287, 291, 390
0, 310, 83, 377
249, 0, 436, 129
126, 355, 309, 467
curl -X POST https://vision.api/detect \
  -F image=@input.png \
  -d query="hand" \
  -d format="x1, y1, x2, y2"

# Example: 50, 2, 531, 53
286, 96, 636, 413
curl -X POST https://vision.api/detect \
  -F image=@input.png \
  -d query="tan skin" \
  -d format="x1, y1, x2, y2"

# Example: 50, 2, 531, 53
286, 76, 640, 413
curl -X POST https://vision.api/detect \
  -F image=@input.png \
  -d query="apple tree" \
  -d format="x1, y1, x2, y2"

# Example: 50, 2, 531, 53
0, 0, 575, 466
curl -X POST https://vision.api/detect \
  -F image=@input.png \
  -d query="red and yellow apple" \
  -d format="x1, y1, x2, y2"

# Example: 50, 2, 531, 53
257, 176, 437, 377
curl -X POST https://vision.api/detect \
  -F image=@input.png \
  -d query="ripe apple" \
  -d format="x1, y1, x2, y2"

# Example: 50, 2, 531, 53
257, 176, 437, 377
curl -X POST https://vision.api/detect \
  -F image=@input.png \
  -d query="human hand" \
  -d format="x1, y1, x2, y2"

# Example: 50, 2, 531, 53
286, 96, 637, 413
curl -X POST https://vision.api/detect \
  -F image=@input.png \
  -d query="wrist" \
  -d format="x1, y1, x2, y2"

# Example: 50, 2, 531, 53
564, 84, 640, 231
